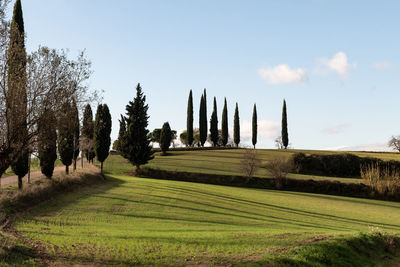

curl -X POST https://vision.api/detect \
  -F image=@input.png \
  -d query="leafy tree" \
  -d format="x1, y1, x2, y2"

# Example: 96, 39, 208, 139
150, 128, 177, 146
58, 101, 74, 174
82, 104, 94, 163
116, 115, 126, 153
282, 99, 289, 149
187, 90, 194, 146
160, 122, 172, 155
252, 104, 257, 149
94, 104, 112, 174
221, 98, 228, 146
72, 98, 80, 171
199, 93, 207, 146
210, 97, 219, 146
234, 103, 240, 147
8, 0, 28, 189
38, 109, 57, 179
118, 83, 154, 172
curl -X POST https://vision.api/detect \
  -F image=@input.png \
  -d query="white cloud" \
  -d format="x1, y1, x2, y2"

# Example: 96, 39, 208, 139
318, 51, 356, 78
321, 124, 350, 135
258, 64, 307, 84
237, 120, 280, 140
372, 61, 392, 70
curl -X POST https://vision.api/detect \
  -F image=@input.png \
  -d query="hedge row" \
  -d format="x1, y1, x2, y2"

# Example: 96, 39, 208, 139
293, 153, 400, 177
136, 167, 400, 202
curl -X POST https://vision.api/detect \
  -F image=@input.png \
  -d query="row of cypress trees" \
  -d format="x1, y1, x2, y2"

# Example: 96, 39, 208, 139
186, 90, 289, 149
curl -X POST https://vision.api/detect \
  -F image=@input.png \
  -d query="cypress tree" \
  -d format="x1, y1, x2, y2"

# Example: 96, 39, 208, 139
210, 97, 218, 146
234, 103, 240, 147
282, 99, 289, 149
187, 90, 194, 147
94, 104, 112, 174
199, 94, 206, 146
160, 122, 172, 155
221, 98, 228, 146
38, 109, 57, 179
72, 98, 80, 171
116, 115, 126, 153
118, 83, 154, 172
252, 104, 257, 149
203, 88, 207, 139
8, 0, 28, 189
82, 104, 94, 163
58, 101, 74, 174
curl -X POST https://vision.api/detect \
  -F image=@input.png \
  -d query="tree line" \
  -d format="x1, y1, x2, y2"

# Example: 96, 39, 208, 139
182, 89, 290, 149
0, 0, 112, 188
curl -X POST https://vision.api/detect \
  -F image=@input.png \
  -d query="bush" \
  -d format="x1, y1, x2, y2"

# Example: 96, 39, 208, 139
361, 163, 400, 197
239, 149, 262, 181
293, 153, 400, 178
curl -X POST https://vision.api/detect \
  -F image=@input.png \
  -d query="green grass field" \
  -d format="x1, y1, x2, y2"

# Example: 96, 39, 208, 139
10, 149, 400, 266
0, 150, 400, 267
106, 149, 400, 183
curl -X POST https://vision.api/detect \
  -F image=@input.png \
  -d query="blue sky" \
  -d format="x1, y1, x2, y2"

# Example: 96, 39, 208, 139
19, 0, 400, 150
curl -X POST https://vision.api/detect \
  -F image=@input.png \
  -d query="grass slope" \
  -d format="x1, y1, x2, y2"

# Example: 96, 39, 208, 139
14, 168, 400, 266
106, 149, 397, 183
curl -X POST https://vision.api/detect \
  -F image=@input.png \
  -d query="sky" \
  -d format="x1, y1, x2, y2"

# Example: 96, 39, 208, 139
16, 0, 400, 151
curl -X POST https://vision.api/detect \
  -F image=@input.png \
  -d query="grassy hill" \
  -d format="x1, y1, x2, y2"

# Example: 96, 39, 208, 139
10, 150, 400, 266
105, 149, 400, 183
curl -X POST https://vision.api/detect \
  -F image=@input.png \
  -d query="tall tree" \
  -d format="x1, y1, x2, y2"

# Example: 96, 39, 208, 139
81, 104, 94, 164
8, 0, 28, 189
116, 115, 126, 152
210, 97, 219, 146
160, 122, 172, 155
282, 99, 289, 149
221, 98, 228, 146
199, 94, 207, 146
72, 98, 80, 171
94, 104, 112, 174
187, 90, 194, 147
203, 88, 207, 140
252, 104, 257, 149
58, 101, 74, 174
118, 83, 154, 172
234, 103, 240, 147
38, 109, 57, 179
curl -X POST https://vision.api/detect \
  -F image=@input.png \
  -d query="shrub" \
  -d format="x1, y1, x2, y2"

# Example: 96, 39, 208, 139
361, 163, 400, 197
239, 149, 261, 181
293, 152, 400, 178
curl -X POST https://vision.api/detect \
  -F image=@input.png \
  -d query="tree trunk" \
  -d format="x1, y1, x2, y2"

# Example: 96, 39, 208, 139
101, 161, 103, 174
18, 176, 22, 189
81, 155, 83, 168
135, 165, 141, 175
65, 165, 69, 175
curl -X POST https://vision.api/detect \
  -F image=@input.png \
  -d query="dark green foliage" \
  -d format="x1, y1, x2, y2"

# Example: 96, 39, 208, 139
118, 83, 154, 171
94, 104, 112, 173
116, 115, 126, 153
187, 90, 194, 146
149, 128, 161, 143
203, 89, 207, 138
221, 98, 228, 146
282, 99, 289, 149
199, 92, 207, 146
8, 0, 28, 189
233, 103, 240, 147
293, 152, 400, 178
82, 104, 95, 163
71, 98, 80, 171
58, 101, 74, 174
38, 109, 57, 179
210, 97, 219, 146
160, 122, 172, 154
252, 104, 257, 149
11, 153, 28, 189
